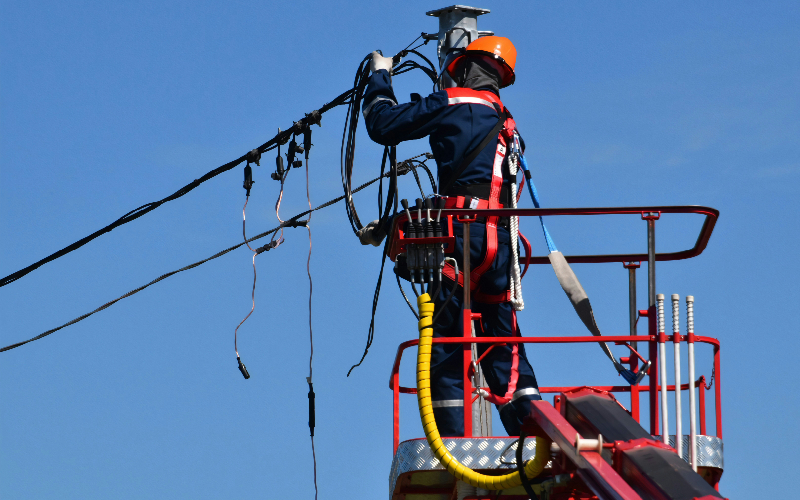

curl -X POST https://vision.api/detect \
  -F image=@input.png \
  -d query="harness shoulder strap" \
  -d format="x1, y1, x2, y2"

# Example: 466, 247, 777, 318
440, 88, 508, 196
440, 111, 506, 196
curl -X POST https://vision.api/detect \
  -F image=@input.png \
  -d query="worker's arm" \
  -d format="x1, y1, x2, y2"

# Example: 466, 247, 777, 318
362, 69, 449, 146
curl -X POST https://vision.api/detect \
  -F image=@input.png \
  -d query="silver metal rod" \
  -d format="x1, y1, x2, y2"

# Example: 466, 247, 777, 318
658, 293, 669, 445
672, 294, 683, 459
627, 264, 638, 349
687, 295, 698, 471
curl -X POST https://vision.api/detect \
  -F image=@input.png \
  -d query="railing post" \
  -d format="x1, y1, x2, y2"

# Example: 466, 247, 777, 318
644, 212, 660, 436
462, 218, 473, 438
686, 296, 698, 471
672, 294, 683, 458
658, 293, 669, 444
698, 375, 707, 435
714, 346, 722, 439
393, 371, 400, 454
624, 262, 641, 422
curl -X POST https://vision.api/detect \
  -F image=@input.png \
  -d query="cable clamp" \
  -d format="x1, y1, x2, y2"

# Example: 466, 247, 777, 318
305, 110, 322, 127
283, 218, 309, 229
255, 241, 279, 254
246, 149, 261, 166
395, 160, 413, 176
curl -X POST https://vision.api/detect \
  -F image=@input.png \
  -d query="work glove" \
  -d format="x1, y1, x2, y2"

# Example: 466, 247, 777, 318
357, 219, 386, 247
370, 51, 394, 74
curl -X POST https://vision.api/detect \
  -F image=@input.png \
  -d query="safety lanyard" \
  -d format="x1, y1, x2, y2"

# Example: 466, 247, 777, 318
513, 134, 557, 254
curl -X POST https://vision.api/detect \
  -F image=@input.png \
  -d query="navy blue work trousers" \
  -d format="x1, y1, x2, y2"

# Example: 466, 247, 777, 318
430, 220, 541, 437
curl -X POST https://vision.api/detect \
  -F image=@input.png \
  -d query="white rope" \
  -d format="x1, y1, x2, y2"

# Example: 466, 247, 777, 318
507, 151, 524, 311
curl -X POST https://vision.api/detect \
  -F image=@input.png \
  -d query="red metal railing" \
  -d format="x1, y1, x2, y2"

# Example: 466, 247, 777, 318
389, 334, 722, 454
386, 205, 721, 453
389, 205, 719, 265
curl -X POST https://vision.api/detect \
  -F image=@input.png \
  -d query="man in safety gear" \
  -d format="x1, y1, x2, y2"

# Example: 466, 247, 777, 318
360, 37, 541, 437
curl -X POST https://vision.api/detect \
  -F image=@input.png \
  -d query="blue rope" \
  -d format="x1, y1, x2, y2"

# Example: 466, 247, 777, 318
519, 154, 557, 253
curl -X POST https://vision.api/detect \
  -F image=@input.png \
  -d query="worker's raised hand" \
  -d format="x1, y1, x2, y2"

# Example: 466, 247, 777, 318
370, 51, 394, 74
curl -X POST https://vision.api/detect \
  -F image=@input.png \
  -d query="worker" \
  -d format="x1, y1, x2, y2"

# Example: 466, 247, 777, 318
358, 37, 541, 437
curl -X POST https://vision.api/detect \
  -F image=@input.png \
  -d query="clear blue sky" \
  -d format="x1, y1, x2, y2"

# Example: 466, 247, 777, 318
2, 2, 798, 498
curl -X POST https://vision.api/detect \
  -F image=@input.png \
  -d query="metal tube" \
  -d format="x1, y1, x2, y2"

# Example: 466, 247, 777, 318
393, 372, 400, 454
657, 294, 669, 444
624, 262, 640, 423
648, 219, 656, 318
699, 375, 707, 435
686, 295, 698, 471
672, 294, 682, 459
461, 220, 472, 437
714, 346, 722, 439
647, 217, 659, 435
627, 263, 638, 345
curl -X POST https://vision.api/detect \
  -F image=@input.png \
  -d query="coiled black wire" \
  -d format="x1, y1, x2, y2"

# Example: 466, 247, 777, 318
340, 47, 438, 237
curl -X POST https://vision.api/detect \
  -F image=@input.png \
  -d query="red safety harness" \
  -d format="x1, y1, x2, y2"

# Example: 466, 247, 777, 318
440, 87, 530, 303
439, 88, 532, 406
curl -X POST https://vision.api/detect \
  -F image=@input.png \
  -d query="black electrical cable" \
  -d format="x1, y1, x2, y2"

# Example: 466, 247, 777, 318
0, 91, 353, 290
346, 231, 392, 377
340, 42, 438, 237
516, 433, 541, 500
432, 259, 459, 325
396, 273, 418, 319
0, 154, 428, 354
0, 40, 436, 290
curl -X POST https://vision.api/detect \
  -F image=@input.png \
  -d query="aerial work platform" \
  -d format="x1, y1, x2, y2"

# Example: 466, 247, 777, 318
387, 206, 726, 499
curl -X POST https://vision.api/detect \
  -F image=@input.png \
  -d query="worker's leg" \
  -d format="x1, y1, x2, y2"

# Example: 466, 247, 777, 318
430, 285, 465, 436
427, 219, 490, 436
474, 301, 541, 435
474, 223, 542, 436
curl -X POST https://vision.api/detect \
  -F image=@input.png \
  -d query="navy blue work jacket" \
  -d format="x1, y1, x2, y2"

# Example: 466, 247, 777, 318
362, 69, 514, 191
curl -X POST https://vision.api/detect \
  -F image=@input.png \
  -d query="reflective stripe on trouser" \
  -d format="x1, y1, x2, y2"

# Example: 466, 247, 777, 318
430, 221, 541, 437
431, 399, 465, 408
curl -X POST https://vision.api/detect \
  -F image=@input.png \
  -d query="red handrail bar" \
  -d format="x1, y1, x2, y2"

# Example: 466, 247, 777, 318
390, 334, 721, 453
389, 205, 719, 265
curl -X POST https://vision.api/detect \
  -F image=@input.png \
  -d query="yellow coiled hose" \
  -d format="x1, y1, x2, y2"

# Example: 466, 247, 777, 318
416, 293, 551, 490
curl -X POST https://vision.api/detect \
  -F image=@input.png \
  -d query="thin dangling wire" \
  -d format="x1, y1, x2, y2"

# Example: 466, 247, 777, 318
234, 195, 258, 378
304, 151, 318, 500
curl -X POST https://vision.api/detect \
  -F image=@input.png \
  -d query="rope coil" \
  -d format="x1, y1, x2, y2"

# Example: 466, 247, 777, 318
507, 150, 524, 311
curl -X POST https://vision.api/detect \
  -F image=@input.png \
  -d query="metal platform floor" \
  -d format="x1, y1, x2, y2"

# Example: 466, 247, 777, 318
389, 435, 723, 499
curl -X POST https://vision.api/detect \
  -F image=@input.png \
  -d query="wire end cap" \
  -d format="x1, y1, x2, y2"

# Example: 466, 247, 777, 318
237, 356, 251, 379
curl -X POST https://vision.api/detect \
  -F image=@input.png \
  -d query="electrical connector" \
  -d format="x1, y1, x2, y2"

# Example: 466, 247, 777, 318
237, 356, 250, 379
243, 165, 254, 196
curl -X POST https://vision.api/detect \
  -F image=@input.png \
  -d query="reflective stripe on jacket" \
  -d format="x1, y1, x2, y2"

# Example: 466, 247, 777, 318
363, 69, 518, 191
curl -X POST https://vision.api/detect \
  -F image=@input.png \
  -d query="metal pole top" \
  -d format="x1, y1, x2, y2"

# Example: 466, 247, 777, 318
426, 5, 490, 17
686, 295, 694, 303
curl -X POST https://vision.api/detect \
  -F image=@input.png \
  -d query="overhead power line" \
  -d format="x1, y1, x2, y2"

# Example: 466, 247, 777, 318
0, 42, 437, 291
0, 159, 430, 353
0, 90, 354, 289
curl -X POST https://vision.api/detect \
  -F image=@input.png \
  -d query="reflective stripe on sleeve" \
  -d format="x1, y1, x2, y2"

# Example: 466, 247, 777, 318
362, 96, 397, 118
446, 96, 495, 108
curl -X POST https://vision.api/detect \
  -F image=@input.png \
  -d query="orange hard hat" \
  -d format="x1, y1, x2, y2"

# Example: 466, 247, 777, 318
446, 36, 517, 87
